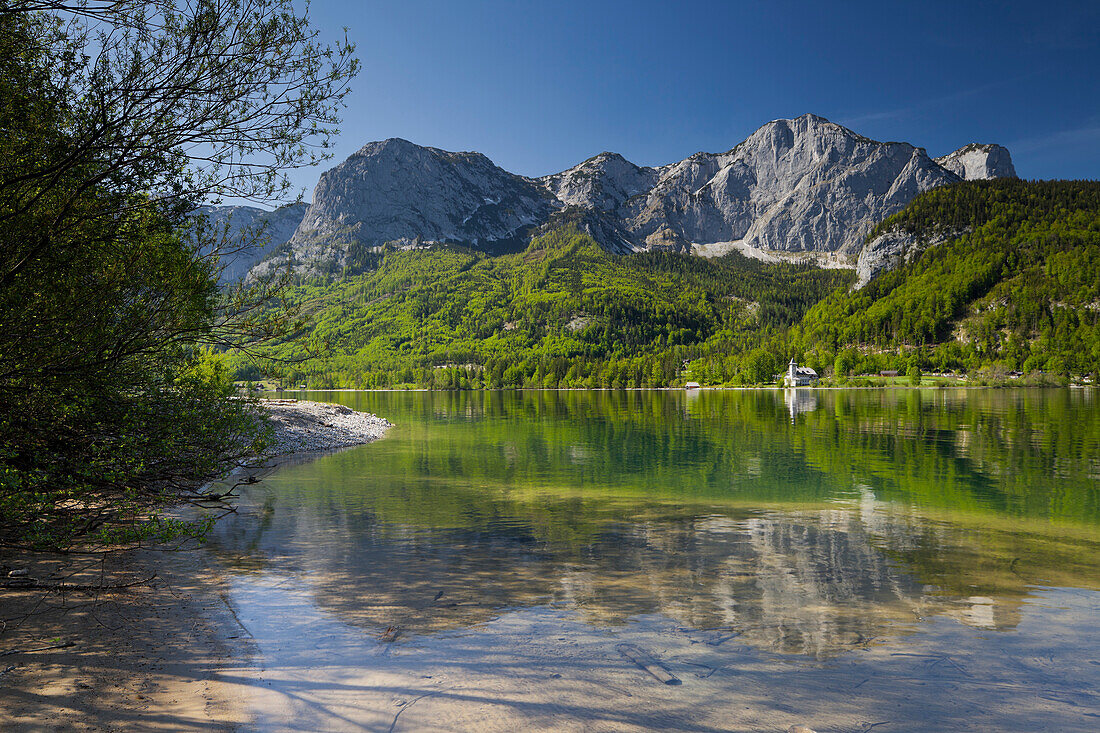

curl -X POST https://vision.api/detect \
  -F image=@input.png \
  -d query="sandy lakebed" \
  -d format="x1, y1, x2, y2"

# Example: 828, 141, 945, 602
0, 400, 391, 732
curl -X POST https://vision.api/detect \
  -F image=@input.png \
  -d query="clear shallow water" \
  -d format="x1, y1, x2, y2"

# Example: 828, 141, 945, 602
209, 389, 1100, 731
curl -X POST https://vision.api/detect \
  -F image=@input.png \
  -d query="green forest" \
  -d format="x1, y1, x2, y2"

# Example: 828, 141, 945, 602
0, 2, 355, 549
795, 179, 1100, 380
238, 179, 1100, 389
236, 228, 852, 388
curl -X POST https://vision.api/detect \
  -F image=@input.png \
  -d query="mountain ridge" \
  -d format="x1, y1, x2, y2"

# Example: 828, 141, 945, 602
196, 202, 307, 282
237, 114, 1015, 277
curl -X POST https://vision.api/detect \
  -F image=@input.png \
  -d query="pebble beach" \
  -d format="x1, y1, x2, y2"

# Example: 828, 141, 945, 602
260, 398, 393, 454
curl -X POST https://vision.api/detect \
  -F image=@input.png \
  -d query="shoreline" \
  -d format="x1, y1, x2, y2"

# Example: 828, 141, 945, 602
0, 545, 255, 732
263, 382, 1094, 393
260, 398, 393, 454
0, 400, 393, 731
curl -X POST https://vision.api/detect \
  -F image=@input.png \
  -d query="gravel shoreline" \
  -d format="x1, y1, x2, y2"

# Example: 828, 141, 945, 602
259, 398, 393, 454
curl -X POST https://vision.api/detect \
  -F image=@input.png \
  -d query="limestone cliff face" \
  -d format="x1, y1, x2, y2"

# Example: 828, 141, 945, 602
619, 114, 963, 254
855, 228, 961, 288
282, 138, 555, 270
196, 202, 307, 282
935, 143, 1017, 180
253, 116, 1015, 275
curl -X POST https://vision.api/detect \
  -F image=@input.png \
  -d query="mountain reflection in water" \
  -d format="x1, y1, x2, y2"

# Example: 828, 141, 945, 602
208, 388, 1100, 660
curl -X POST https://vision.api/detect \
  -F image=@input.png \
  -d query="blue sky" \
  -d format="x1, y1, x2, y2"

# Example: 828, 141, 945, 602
288, 0, 1099, 199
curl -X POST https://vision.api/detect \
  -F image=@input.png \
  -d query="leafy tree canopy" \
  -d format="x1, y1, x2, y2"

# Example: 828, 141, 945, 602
0, 1, 357, 550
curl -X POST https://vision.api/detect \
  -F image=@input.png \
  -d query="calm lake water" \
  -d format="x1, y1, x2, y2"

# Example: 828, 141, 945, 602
209, 388, 1100, 732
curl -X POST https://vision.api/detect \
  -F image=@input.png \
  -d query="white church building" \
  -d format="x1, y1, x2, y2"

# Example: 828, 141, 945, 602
784, 358, 819, 387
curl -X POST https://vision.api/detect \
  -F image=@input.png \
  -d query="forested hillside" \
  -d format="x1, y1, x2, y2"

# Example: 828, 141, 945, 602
239, 180, 1100, 389
239, 228, 851, 388
794, 179, 1100, 378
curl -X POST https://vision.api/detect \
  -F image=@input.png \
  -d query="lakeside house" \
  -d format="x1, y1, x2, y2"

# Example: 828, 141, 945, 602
785, 359, 819, 387
684, 381, 701, 389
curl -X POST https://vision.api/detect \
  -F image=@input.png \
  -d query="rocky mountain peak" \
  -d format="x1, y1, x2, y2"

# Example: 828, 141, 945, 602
588, 151, 629, 164
738, 113, 875, 154
356, 136, 420, 154
353, 137, 497, 169
935, 144, 1017, 180
539, 151, 659, 212
278, 138, 555, 271
622, 114, 959, 255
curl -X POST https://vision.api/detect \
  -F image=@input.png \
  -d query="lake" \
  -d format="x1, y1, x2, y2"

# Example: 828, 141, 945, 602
208, 388, 1100, 731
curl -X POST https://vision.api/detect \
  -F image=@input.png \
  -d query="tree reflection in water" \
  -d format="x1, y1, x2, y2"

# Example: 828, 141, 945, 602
206, 388, 1100, 659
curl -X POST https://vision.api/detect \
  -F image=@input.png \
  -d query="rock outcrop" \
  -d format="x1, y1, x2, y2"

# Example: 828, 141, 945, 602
935, 143, 1017, 181
196, 202, 307, 282
281, 138, 555, 270
855, 228, 961, 288
253, 115, 1015, 275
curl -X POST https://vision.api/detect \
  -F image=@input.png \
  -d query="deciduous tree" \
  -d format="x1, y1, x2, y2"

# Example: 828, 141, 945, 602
0, 1, 357, 549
